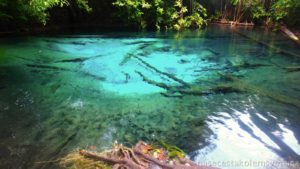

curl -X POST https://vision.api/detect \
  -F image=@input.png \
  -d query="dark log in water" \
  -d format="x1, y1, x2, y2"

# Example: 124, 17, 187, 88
134, 56, 190, 87
56, 54, 104, 63
58, 58, 88, 63
218, 73, 300, 108
283, 66, 300, 72
135, 71, 172, 90
26, 64, 105, 81
194, 62, 271, 73
204, 48, 221, 55
136, 71, 240, 97
26, 64, 69, 71
124, 41, 156, 46
234, 30, 300, 59
120, 52, 135, 66
44, 39, 87, 46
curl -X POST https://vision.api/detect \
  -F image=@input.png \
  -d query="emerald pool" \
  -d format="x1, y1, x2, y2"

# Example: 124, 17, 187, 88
0, 26, 300, 169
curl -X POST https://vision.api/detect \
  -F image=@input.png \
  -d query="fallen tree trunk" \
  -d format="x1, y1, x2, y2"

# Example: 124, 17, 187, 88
134, 56, 190, 87
280, 26, 300, 46
211, 21, 254, 27
26, 64, 105, 81
56, 54, 104, 63
234, 30, 300, 59
283, 66, 300, 72
218, 73, 300, 108
136, 71, 241, 97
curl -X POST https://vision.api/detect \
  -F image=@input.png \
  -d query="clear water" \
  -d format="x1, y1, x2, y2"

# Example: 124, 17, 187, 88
0, 26, 300, 169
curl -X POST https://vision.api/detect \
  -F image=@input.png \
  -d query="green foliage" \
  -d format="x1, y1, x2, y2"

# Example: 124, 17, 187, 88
113, 0, 207, 31
160, 141, 185, 159
251, 1, 267, 20
271, 0, 300, 21
112, 0, 151, 29
217, 0, 300, 26
0, 0, 91, 25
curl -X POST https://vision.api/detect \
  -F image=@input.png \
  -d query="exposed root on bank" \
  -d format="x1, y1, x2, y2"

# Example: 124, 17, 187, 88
60, 141, 219, 169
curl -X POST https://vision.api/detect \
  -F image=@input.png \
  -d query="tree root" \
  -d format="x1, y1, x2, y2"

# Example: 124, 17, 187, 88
62, 141, 220, 169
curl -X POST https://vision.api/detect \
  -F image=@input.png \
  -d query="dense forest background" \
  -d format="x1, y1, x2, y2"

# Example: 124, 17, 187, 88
0, 0, 300, 32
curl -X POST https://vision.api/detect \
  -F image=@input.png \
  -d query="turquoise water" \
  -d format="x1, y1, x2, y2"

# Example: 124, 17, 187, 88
0, 26, 300, 169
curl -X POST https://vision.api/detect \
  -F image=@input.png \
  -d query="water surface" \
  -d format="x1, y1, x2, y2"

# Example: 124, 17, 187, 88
0, 26, 300, 169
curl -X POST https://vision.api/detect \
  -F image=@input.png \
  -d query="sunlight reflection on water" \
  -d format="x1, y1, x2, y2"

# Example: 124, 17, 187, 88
195, 98, 300, 169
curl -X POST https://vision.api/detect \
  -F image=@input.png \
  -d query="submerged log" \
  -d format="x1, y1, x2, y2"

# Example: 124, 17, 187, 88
136, 71, 240, 97
135, 57, 190, 87
26, 64, 105, 81
120, 52, 135, 66
56, 54, 103, 63
218, 73, 300, 108
234, 30, 300, 59
58, 58, 88, 63
26, 64, 69, 71
283, 66, 300, 72
194, 62, 271, 73
44, 39, 87, 46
